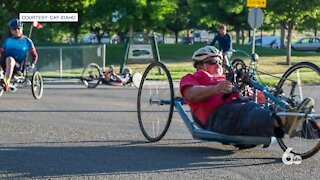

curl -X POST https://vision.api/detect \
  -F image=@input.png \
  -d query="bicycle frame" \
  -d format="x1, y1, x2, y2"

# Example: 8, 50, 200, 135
231, 49, 320, 122
158, 98, 277, 145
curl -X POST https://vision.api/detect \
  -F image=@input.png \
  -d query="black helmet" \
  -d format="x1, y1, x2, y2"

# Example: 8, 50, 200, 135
8, 19, 23, 29
122, 67, 132, 75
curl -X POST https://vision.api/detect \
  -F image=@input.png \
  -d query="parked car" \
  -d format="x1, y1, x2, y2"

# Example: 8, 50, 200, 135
80, 34, 110, 44
182, 37, 194, 44
248, 36, 280, 49
291, 37, 320, 52
193, 30, 215, 43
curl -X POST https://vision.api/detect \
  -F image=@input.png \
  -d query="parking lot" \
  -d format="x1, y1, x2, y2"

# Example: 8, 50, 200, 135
0, 81, 319, 179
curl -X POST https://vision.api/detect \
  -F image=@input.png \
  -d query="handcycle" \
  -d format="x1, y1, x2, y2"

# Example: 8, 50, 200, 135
0, 62, 44, 99
137, 51, 320, 159
80, 63, 142, 88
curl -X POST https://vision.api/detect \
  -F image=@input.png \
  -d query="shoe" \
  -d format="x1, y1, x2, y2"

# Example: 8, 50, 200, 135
15, 70, 23, 77
284, 98, 315, 137
8, 84, 17, 92
0, 79, 9, 92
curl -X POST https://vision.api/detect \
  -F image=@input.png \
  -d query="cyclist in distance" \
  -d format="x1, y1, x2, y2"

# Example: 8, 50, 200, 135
210, 24, 232, 66
0, 19, 38, 91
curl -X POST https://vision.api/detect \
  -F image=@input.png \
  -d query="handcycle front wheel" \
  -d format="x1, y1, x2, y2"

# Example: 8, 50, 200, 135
31, 71, 43, 99
0, 86, 3, 97
137, 61, 174, 142
131, 72, 142, 88
81, 63, 102, 88
276, 62, 320, 159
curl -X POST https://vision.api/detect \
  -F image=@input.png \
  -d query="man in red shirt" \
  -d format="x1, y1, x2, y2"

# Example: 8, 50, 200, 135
180, 46, 319, 140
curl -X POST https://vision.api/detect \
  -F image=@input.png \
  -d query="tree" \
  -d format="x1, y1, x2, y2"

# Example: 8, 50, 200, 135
147, 0, 178, 43
46, 0, 96, 43
191, 0, 249, 44
163, 0, 190, 43
1, 0, 96, 43
297, 9, 320, 37
84, 0, 117, 43
268, 0, 320, 65
0, 3, 11, 42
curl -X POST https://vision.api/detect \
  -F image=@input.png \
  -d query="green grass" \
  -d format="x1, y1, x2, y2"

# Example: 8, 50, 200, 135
106, 43, 320, 64
40, 43, 320, 86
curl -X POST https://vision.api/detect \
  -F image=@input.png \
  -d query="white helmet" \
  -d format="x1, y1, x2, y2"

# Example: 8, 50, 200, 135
122, 67, 132, 75
192, 46, 222, 67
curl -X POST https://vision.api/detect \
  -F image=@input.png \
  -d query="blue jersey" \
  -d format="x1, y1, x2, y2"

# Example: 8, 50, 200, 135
2, 36, 35, 64
210, 33, 232, 53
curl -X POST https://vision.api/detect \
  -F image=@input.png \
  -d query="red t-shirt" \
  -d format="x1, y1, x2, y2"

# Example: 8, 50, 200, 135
180, 70, 239, 125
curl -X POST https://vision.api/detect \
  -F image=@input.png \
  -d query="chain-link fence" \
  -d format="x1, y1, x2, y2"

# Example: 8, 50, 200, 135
35, 44, 106, 78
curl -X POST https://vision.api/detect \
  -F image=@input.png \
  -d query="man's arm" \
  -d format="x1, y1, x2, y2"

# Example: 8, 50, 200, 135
0, 48, 4, 59
115, 74, 127, 83
29, 48, 38, 65
225, 33, 232, 52
210, 35, 218, 46
183, 81, 233, 102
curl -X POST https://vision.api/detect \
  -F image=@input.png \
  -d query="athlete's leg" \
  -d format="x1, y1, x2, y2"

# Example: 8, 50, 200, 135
4, 56, 16, 85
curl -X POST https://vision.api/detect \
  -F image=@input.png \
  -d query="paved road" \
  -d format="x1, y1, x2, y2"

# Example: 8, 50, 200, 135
0, 81, 319, 179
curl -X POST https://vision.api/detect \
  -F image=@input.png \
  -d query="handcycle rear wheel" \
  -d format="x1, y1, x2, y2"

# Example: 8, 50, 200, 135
137, 61, 174, 142
31, 71, 43, 99
81, 63, 102, 88
276, 62, 320, 159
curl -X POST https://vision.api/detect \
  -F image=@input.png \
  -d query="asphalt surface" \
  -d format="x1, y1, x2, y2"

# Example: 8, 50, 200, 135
0, 80, 319, 179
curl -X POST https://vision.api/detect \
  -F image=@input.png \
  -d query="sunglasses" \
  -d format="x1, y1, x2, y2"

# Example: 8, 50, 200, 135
11, 27, 21, 30
204, 60, 222, 65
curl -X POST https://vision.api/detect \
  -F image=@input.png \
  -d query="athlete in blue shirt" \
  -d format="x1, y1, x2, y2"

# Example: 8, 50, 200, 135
0, 19, 38, 91
210, 24, 232, 66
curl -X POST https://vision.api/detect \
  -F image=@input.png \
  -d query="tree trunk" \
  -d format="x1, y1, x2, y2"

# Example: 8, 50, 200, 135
273, 24, 276, 36
248, 30, 251, 42
241, 30, 245, 44
129, 24, 134, 37
162, 29, 165, 44
236, 29, 240, 44
315, 28, 318, 37
286, 27, 293, 66
175, 31, 179, 44
280, 23, 286, 49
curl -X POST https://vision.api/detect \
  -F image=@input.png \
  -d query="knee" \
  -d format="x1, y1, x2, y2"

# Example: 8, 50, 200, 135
6, 57, 16, 64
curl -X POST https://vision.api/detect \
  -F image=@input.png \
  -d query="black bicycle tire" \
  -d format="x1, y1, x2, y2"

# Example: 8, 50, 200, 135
31, 71, 43, 99
276, 61, 320, 159
137, 61, 174, 142
81, 63, 102, 88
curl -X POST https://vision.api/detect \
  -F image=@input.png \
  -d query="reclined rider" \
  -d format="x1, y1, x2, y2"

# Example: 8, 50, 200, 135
179, 46, 320, 146
0, 19, 38, 91
103, 66, 132, 85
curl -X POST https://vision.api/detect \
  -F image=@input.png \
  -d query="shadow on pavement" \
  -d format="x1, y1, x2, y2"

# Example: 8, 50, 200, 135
0, 140, 281, 178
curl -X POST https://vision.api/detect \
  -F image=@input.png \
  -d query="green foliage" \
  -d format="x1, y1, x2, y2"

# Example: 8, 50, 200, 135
267, 0, 320, 64
1, 0, 319, 45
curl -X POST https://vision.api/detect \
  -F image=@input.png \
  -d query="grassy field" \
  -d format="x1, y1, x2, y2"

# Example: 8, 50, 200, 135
41, 44, 320, 86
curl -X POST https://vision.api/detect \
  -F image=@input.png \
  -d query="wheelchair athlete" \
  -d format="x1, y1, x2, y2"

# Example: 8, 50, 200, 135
103, 66, 132, 85
0, 19, 38, 92
179, 46, 320, 148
